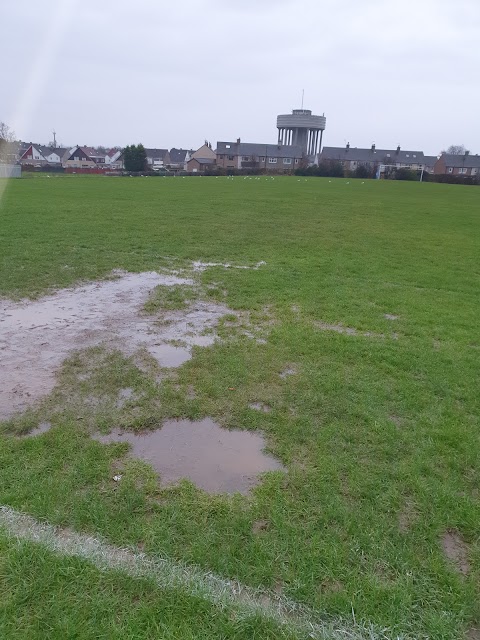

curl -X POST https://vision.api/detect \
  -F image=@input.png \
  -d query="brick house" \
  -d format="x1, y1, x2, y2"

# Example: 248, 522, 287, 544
434, 153, 480, 176
186, 143, 216, 172
320, 144, 427, 171
216, 139, 303, 172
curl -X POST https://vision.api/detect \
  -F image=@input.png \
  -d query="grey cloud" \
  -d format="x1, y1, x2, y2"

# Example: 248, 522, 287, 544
1, 0, 479, 153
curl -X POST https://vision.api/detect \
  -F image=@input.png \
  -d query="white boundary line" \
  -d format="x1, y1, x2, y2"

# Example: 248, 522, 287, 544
0, 506, 402, 640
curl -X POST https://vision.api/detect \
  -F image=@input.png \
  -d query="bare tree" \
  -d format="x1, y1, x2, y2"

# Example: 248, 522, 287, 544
0, 122, 15, 163
444, 144, 469, 155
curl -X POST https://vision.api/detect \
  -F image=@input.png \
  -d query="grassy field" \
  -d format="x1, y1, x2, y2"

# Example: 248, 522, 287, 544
0, 175, 479, 639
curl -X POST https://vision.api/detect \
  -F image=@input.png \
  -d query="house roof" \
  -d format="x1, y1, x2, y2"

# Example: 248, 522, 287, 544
145, 148, 168, 160
37, 146, 52, 158
423, 155, 438, 167
191, 144, 216, 161
168, 148, 191, 163
19, 144, 44, 159
321, 146, 425, 164
216, 141, 304, 159
440, 153, 480, 168
83, 147, 106, 159
65, 146, 93, 161
191, 157, 215, 165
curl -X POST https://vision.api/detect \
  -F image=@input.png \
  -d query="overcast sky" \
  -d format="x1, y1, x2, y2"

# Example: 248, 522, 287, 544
2, 0, 479, 154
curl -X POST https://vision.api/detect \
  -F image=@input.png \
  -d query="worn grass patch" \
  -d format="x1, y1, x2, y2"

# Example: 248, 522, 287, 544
144, 284, 198, 313
0, 176, 479, 638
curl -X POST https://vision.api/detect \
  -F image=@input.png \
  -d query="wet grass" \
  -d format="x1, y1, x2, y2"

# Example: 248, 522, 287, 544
143, 283, 197, 313
0, 176, 479, 638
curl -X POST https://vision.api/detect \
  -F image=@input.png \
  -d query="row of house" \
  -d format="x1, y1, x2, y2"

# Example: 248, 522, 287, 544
318, 144, 480, 176
8, 139, 480, 177
320, 144, 438, 173
13, 143, 195, 172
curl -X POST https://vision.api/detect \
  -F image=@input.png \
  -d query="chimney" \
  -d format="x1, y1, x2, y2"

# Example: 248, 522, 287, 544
346, 142, 350, 150
465, 150, 470, 156
371, 143, 375, 151
396, 145, 400, 154
236, 137, 241, 144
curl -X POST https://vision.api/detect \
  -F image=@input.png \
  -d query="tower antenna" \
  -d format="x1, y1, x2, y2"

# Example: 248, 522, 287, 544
52, 130, 57, 148
301, 89, 304, 110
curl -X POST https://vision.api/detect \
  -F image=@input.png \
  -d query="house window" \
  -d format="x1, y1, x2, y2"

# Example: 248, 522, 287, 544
283, 158, 292, 164
260, 157, 265, 161
458, 168, 467, 174
447, 167, 453, 173
413, 154, 417, 158
225, 144, 231, 149
295, 158, 299, 164
386, 153, 391, 158
242, 156, 250, 161
406, 154, 410, 158
269, 157, 277, 163
219, 155, 224, 159
472, 168, 478, 175
74, 156, 79, 161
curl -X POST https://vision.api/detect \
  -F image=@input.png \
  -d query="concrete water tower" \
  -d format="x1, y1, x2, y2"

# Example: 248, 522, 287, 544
276, 108, 326, 156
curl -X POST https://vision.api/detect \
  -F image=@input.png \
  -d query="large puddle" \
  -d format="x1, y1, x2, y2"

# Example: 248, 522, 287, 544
93, 418, 284, 494
0, 271, 230, 421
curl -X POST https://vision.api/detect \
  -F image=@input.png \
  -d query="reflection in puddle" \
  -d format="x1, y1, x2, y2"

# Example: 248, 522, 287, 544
93, 418, 284, 494
148, 344, 191, 367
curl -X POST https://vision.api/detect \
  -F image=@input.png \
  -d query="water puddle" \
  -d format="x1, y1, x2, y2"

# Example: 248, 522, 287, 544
0, 271, 230, 421
24, 421, 52, 437
93, 418, 284, 494
148, 344, 191, 367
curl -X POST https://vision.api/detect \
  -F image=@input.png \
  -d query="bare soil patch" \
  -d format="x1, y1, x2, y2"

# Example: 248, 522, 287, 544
441, 529, 471, 576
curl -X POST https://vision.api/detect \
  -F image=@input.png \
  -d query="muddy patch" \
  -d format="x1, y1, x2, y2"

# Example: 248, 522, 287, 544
441, 529, 470, 576
314, 321, 384, 338
192, 260, 266, 272
249, 402, 271, 413
93, 418, 284, 494
115, 388, 135, 409
280, 367, 297, 379
398, 502, 417, 534
252, 519, 270, 534
0, 272, 231, 421
23, 421, 52, 438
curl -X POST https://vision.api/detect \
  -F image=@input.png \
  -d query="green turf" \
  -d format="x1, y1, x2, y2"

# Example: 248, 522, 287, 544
0, 175, 479, 638
0, 533, 295, 639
